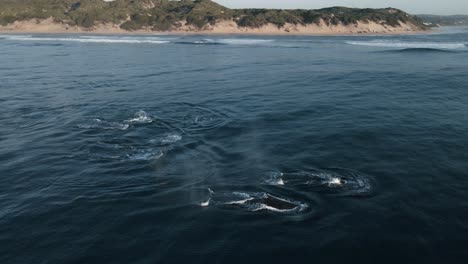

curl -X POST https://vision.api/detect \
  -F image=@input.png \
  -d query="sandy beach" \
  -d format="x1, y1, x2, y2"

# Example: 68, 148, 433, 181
0, 18, 426, 35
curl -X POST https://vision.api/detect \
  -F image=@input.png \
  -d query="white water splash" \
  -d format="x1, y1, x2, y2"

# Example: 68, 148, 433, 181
126, 110, 153, 124
200, 199, 210, 207
327, 177, 343, 187
265, 171, 285, 185
203, 190, 307, 213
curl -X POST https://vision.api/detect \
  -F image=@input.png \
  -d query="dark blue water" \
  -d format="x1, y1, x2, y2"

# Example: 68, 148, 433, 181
1, 27, 468, 263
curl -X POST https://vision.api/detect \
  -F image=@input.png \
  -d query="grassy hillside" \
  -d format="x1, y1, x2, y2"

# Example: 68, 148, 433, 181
0, 0, 427, 31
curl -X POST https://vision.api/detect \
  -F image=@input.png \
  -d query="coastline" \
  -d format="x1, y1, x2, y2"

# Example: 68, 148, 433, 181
0, 18, 429, 36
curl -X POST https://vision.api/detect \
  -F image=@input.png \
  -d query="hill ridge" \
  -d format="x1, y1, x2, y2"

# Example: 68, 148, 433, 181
0, 0, 428, 34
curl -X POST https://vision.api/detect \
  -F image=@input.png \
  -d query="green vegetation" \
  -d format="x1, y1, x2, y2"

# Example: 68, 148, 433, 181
0, 0, 426, 30
234, 7, 421, 28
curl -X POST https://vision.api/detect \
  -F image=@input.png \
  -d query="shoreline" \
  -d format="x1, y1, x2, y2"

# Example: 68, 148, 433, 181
0, 19, 429, 37
0, 29, 430, 36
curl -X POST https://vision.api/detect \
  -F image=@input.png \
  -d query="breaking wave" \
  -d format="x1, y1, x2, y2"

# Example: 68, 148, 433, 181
200, 190, 307, 213
175, 38, 274, 46
174, 40, 225, 46
346, 40, 466, 50
1, 35, 170, 44
210, 39, 274, 45
0, 35, 274, 46
378, 47, 459, 53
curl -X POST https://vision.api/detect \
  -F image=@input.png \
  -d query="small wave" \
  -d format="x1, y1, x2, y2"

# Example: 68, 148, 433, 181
126, 149, 163, 161
378, 47, 458, 53
175, 38, 274, 46
31, 43, 65, 47
346, 40, 466, 50
86, 141, 125, 160
201, 190, 307, 213
268, 168, 373, 196
0, 34, 32, 39
149, 134, 182, 145
126, 110, 153, 124
3, 36, 170, 44
156, 103, 230, 133
78, 119, 129, 131
174, 40, 225, 46
189, 109, 229, 132
215, 39, 273, 45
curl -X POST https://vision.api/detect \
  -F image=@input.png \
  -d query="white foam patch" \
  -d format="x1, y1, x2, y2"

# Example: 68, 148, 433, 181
161, 134, 182, 144
204, 190, 307, 213
265, 171, 285, 186
0, 35, 273, 46
126, 110, 152, 124
127, 149, 163, 161
346, 40, 466, 50
328, 177, 343, 187
0, 34, 32, 38
200, 199, 210, 207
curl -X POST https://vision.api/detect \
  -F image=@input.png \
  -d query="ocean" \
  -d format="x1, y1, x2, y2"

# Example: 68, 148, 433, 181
1, 27, 468, 263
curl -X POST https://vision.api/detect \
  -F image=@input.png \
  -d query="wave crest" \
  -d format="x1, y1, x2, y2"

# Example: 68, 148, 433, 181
175, 38, 274, 46
1, 35, 273, 46
347, 40, 466, 50
379, 47, 458, 53
1, 35, 170, 44
212, 38, 274, 45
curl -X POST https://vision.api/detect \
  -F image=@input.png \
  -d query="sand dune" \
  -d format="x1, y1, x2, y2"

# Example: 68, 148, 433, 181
0, 18, 424, 35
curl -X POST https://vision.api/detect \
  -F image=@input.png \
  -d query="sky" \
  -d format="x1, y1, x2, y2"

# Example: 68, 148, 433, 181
214, 0, 468, 15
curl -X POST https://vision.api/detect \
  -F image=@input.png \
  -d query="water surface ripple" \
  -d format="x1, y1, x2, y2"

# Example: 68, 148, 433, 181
1, 27, 468, 263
